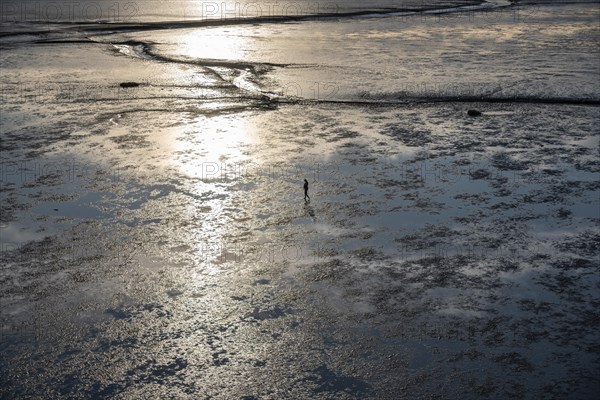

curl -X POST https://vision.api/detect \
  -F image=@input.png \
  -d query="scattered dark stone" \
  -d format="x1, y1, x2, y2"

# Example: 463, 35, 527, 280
119, 82, 139, 88
467, 109, 482, 117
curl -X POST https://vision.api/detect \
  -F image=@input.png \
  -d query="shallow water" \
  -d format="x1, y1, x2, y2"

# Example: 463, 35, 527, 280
1, 1, 599, 399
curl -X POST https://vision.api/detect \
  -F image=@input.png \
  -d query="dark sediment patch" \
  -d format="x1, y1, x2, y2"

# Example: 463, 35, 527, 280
381, 124, 432, 146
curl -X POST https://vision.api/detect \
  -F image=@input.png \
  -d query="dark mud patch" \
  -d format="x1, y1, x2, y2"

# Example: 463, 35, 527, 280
245, 305, 294, 322
493, 352, 534, 372
555, 230, 600, 258
491, 152, 530, 171
301, 365, 373, 397
381, 124, 431, 146
109, 134, 152, 149
469, 168, 491, 180
352, 247, 387, 262
326, 128, 361, 142
302, 259, 354, 282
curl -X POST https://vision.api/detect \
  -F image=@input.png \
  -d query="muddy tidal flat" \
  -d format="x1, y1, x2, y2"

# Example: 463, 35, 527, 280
1, 0, 599, 398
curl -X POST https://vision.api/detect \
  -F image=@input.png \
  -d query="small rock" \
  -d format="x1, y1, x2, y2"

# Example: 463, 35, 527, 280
467, 109, 482, 116
119, 82, 139, 88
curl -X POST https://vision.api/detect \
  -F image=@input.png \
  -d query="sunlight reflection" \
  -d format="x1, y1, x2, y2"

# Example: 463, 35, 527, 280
165, 113, 260, 275
174, 114, 256, 180
178, 28, 250, 61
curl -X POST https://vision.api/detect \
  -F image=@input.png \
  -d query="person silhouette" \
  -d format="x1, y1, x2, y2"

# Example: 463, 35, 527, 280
303, 179, 310, 201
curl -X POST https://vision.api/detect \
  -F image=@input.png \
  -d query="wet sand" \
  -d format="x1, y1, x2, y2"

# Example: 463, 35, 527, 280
1, 1, 599, 398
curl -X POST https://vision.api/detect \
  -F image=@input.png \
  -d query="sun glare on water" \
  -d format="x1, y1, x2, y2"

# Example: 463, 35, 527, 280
173, 114, 257, 180
177, 28, 251, 61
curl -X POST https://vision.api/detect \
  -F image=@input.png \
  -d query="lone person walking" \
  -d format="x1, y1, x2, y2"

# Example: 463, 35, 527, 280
303, 179, 310, 201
